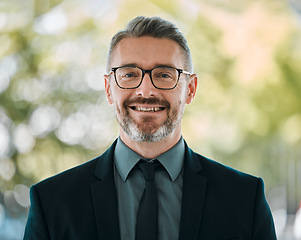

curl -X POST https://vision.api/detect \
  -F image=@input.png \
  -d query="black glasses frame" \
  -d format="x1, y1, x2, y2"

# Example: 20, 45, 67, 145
109, 66, 191, 90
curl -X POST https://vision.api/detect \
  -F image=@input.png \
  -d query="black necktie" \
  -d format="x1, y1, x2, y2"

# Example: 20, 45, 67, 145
136, 160, 159, 240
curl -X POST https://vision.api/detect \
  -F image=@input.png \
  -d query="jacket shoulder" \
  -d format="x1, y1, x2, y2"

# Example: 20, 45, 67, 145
34, 157, 99, 192
34, 140, 117, 190
187, 147, 260, 192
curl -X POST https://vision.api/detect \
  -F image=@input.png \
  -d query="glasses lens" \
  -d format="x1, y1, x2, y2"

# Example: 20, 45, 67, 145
115, 67, 142, 88
152, 67, 178, 89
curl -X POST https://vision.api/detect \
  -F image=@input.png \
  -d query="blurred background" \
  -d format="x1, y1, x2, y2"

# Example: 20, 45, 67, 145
0, 0, 301, 239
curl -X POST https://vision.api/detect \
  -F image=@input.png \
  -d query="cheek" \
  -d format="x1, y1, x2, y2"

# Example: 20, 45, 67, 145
110, 87, 122, 103
111, 89, 130, 110
166, 93, 186, 115
176, 85, 189, 105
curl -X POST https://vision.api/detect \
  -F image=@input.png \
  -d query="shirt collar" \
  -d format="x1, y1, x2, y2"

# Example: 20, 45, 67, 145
114, 138, 141, 181
114, 137, 185, 182
157, 137, 185, 181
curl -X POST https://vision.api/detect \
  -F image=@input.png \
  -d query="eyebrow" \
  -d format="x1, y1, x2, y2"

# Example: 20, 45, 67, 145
119, 63, 138, 68
117, 63, 178, 69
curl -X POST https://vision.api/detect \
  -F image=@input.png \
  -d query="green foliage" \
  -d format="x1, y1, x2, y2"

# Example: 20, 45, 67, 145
0, 1, 301, 232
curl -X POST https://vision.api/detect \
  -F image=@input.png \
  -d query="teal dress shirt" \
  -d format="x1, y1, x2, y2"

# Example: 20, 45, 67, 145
114, 137, 185, 240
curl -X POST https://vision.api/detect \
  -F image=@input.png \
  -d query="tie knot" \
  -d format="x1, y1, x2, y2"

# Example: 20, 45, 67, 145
138, 160, 159, 181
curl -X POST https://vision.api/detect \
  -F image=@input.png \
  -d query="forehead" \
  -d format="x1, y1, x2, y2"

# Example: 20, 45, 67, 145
110, 36, 185, 69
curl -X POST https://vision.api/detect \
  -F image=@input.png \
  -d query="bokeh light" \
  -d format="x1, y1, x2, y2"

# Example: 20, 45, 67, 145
0, 0, 300, 239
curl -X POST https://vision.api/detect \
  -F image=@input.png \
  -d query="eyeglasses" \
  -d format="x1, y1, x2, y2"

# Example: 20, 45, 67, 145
109, 66, 191, 90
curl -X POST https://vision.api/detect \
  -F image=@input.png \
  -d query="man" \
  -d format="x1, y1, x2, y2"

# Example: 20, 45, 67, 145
24, 16, 277, 240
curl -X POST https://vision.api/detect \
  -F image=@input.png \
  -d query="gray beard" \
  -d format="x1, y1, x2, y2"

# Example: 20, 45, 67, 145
116, 105, 182, 143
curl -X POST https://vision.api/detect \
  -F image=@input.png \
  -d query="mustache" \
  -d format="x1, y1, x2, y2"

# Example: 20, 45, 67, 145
123, 97, 170, 109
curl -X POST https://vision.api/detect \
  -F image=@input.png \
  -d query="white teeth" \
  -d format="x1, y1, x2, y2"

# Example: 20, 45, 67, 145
135, 106, 162, 112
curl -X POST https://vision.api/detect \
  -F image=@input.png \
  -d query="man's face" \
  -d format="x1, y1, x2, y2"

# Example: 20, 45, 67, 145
104, 36, 197, 143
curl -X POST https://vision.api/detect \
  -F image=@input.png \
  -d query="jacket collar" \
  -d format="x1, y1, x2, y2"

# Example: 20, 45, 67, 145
178, 142, 207, 240
91, 139, 121, 240
91, 139, 207, 240
94, 139, 118, 180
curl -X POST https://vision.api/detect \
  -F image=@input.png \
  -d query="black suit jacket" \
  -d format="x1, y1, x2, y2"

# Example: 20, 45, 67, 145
24, 140, 277, 240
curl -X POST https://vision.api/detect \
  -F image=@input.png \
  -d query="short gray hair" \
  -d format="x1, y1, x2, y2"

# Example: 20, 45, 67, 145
106, 16, 192, 72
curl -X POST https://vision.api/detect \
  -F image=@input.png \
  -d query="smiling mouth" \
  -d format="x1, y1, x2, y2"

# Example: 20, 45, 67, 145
129, 106, 166, 112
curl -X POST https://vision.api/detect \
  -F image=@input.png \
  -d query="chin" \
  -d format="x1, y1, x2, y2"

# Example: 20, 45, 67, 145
126, 124, 173, 143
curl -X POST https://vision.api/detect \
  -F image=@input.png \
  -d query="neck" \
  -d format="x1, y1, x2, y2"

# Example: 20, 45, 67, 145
119, 128, 182, 159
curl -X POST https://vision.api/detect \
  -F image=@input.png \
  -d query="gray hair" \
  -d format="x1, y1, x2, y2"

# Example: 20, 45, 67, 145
106, 16, 193, 72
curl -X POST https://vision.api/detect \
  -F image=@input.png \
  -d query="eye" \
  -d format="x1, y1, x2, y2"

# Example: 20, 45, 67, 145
117, 67, 140, 80
153, 68, 176, 80
159, 73, 172, 78
123, 72, 137, 78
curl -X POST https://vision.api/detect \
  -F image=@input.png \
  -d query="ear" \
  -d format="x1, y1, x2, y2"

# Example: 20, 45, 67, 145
104, 74, 114, 105
185, 74, 197, 104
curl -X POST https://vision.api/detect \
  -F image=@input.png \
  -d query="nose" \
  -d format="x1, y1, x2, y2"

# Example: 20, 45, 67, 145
135, 72, 157, 97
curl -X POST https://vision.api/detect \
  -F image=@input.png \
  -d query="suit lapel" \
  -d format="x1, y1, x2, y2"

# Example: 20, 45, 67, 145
90, 140, 207, 240
91, 140, 121, 240
179, 144, 207, 240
